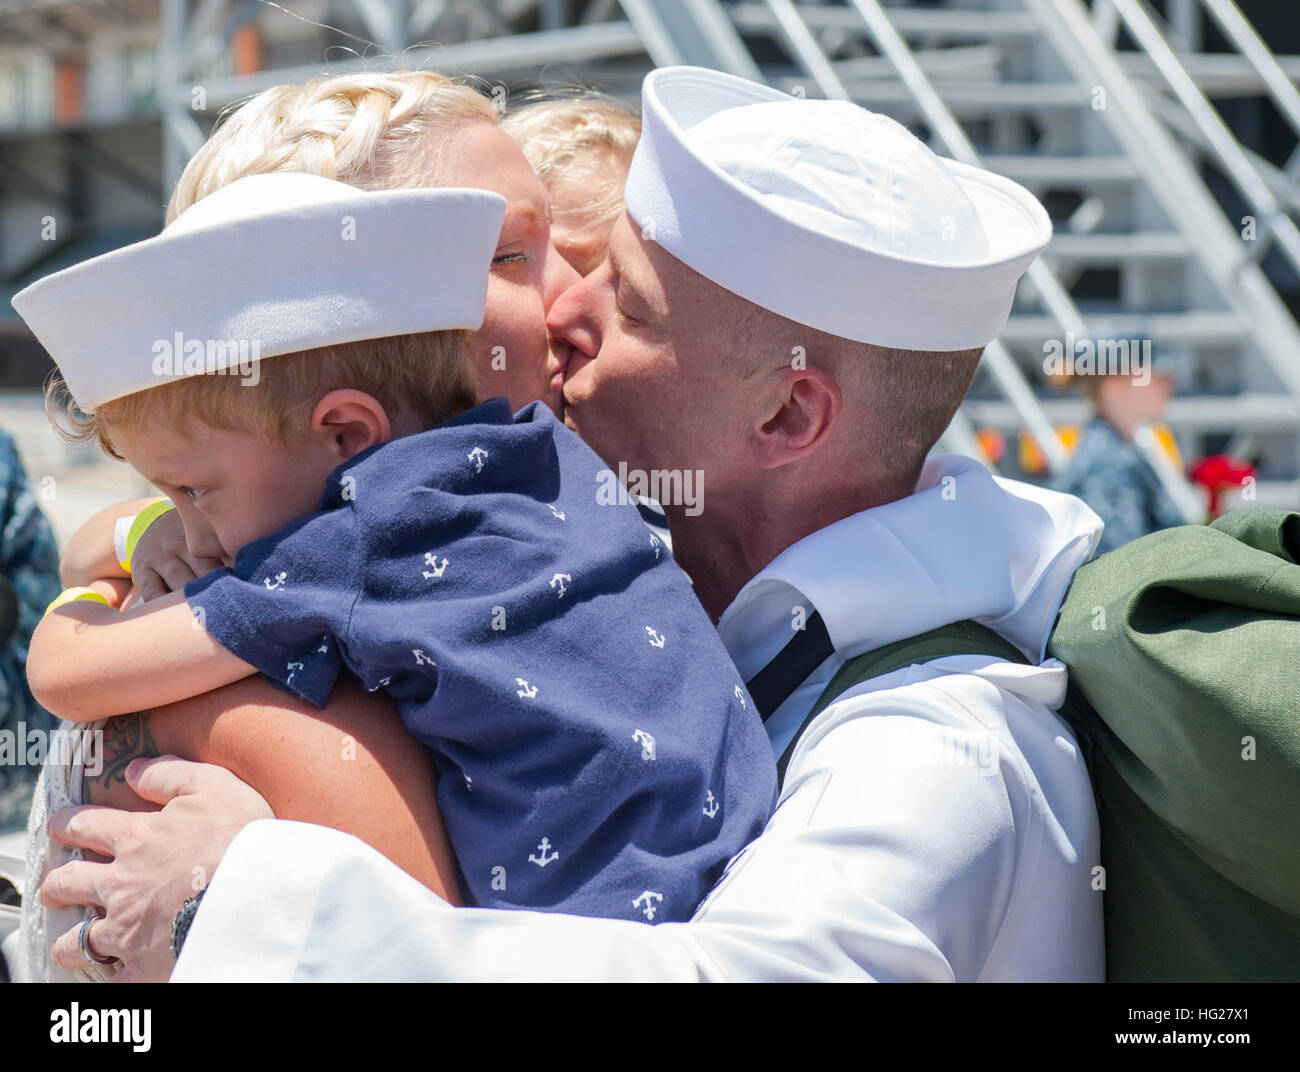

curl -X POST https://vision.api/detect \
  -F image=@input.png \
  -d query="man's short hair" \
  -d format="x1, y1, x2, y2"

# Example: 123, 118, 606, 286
724, 298, 983, 495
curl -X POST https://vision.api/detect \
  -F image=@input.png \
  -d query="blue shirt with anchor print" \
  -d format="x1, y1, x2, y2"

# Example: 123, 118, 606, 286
185, 398, 777, 922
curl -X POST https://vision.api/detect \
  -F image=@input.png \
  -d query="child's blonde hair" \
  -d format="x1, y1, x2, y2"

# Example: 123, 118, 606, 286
49, 331, 477, 460
48, 69, 499, 455
501, 92, 640, 230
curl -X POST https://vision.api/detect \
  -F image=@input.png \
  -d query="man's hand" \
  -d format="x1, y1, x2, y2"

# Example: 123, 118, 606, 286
130, 509, 223, 601
40, 755, 272, 982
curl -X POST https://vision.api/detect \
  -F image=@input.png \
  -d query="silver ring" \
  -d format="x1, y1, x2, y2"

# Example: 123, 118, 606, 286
78, 914, 115, 966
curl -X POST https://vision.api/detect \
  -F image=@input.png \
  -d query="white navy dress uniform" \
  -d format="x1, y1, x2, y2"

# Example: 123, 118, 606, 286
172, 67, 1105, 982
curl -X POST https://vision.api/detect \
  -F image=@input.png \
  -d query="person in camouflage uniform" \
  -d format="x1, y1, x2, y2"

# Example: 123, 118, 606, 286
0, 431, 62, 831
1055, 362, 1187, 555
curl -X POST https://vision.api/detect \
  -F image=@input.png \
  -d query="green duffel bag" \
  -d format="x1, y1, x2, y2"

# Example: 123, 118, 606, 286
777, 508, 1300, 981
1048, 508, 1300, 981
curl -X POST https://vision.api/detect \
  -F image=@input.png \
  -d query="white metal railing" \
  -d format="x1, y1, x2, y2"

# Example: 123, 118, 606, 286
1199, 0, 1300, 186
1026, 0, 1300, 403
1106, 0, 1300, 277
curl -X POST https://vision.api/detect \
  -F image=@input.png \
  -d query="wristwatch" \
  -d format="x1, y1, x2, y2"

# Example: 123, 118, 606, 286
169, 888, 207, 960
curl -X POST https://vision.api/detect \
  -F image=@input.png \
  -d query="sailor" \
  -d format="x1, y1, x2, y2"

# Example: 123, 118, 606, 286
46, 66, 1106, 982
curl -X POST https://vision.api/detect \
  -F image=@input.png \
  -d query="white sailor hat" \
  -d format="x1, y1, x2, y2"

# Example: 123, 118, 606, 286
12, 172, 507, 413
624, 66, 1052, 351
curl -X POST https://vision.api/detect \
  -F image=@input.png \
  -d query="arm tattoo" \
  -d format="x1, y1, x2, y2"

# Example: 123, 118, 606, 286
83, 711, 159, 806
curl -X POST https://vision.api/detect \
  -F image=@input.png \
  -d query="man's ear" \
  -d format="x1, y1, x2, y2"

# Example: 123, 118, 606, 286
310, 389, 393, 462
751, 366, 842, 470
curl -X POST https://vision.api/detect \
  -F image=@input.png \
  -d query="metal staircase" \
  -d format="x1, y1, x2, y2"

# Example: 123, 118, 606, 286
660, 0, 1300, 505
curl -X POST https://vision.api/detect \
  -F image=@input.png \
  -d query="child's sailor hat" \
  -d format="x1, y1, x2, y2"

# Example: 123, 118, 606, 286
623, 66, 1052, 352
12, 172, 507, 412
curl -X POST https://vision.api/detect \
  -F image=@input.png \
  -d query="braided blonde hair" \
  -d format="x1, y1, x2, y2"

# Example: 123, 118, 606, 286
166, 69, 499, 223
50, 70, 497, 456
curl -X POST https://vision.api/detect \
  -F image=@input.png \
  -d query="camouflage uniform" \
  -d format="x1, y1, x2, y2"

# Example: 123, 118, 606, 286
1056, 417, 1186, 556
0, 432, 62, 831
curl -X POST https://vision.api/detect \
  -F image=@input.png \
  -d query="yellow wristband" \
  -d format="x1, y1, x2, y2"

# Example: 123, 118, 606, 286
45, 586, 111, 616
121, 499, 176, 574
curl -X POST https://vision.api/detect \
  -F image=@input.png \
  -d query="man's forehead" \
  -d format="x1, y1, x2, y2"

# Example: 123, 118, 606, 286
609, 213, 651, 276
616, 213, 758, 332
612, 212, 691, 303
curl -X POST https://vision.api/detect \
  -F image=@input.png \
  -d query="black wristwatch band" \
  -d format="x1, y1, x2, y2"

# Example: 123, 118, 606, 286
170, 888, 207, 960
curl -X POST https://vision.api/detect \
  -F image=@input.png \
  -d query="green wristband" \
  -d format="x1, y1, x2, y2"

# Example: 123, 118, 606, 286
44, 586, 111, 616
121, 499, 176, 574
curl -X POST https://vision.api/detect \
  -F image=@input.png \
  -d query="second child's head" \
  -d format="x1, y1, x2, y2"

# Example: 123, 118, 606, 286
18, 173, 503, 567
502, 93, 640, 276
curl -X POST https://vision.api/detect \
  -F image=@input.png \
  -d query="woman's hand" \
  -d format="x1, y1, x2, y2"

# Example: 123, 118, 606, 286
40, 755, 272, 982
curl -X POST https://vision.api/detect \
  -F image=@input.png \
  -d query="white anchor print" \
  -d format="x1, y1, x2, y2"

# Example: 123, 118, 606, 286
367, 676, 392, 693
703, 791, 719, 819
423, 552, 449, 580
631, 729, 656, 761
316, 638, 329, 654
464, 774, 472, 793
412, 649, 437, 668
550, 573, 571, 598
649, 534, 663, 560
734, 684, 746, 708
528, 837, 559, 867
286, 660, 304, 685
645, 626, 666, 649
467, 446, 489, 473
548, 504, 566, 521
516, 678, 538, 699
632, 891, 664, 921
263, 571, 288, 591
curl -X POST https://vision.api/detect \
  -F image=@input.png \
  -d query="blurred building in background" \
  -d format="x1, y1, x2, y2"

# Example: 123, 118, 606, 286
2, 0, 1300, 541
